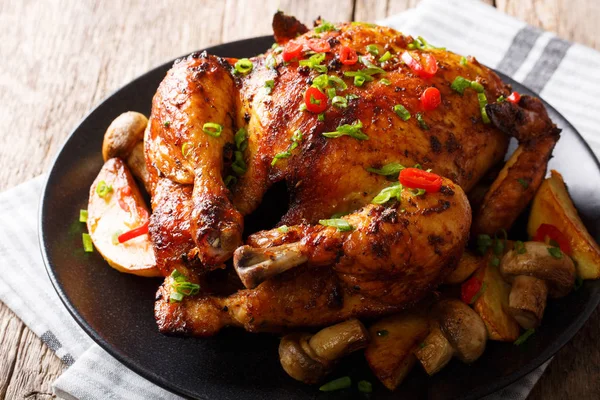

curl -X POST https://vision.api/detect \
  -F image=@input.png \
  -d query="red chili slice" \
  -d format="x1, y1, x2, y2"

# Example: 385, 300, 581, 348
420, 87, 441, 111
461, 276, 483, 304
399, 168, 443, 193
533, 223, 572, 255
507, 91, 521, 104
401, 51, 437, 79
118, 207, 150, 244
307, 39, 331, 53
339, 46, 358, 65
282, 42, 303, 62
304, 87, 328, 113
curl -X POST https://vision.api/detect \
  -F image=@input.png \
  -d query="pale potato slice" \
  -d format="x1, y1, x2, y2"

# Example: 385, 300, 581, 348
365, 312, 430, 390
528, 170, 600, 279
87, 158, 160, 277
472, 264, 520, 341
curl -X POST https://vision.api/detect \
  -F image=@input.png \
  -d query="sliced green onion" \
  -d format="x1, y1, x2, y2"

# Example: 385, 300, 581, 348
234, 58, 253, 75
372, 183, 403, 205
344, 65, 385, 87
451, 76, 472, 95
331, 96, 348, 108
232, 150, 246, 175
379, 51, 392, 63
264, 79, 275, 94
470, 81, 484, 93
346, 94, 360, 101
328, 75, 347, 90
312, 74, 330, 90
299, 103, 307, 112
327, 88, 336, 99
353, 75, 366, 87
82, 233, 94, 252
380, 78, 391, 85
407, 36, 445, 50
323, 120, 368, 140
548, 247, 563, 259
234, 128, 247, 151
317, 113, 325, 121
416, 112, 429, 130
265, 54, 277, 69
410, 188, 427, 196
319, 218, 353, 232
319, 376, 352, 392
169, 269, 200, 303
497, 95, 506, 103
278, 225, 289, 233
224, 175, 237, 187
299, 53, 327, 73
315, 20, 337, 33
163, 120, 171, 128
366, 162, 405, 176
96, 180, 112, 198
202, 122, 223, 137
358, 380, 372, 393
271, 130, 303, 166
478, 92, 491, 124
393, 104, 411, 121
181, 142, 193, 158
477, 234, 493, 255
517, 178, 529, 189
79, 209, 88, 223
271, 43, 283, 52
460, 56, 468, 65
366, 44, 379, 55
514, 328, 535, 345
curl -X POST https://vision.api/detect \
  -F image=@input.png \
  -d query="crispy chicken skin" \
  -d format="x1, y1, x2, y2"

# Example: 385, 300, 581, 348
146, 14, 558, 335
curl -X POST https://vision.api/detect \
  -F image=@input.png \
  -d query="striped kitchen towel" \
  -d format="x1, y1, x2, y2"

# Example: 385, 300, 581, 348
0, 0, 597, 399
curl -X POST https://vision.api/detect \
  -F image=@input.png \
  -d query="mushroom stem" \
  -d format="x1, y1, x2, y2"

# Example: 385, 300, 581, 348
233, 242, 307, 288
508, 275, 548, 329
279, 319, 369, 384
414, 326, 454, 375
415, 299, 487, 376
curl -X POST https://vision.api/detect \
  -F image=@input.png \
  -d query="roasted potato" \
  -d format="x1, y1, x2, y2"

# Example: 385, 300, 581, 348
472, 264, 520, 341
87, 158, 160, 277
444, 251, 484, 285
528, 170, 600, 279
365, 312, 429, 390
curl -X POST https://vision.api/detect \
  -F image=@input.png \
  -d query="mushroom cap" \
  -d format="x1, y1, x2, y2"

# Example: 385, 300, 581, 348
102, 111, 148, 162
308, 318, 369, 361
435, 299, 487, 363
500, 241, 575, 297
279, 333, 329, 384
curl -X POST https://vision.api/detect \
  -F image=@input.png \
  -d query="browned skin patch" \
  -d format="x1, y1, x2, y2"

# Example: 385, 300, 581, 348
272, 11, 309, 44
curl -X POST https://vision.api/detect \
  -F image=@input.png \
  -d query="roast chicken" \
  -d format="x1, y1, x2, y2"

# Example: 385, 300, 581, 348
136, 14, 560, 336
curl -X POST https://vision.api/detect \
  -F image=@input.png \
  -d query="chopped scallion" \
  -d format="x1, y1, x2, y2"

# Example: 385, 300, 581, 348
416, 112, 429, 130
372, 183, 403, 204
181, 142, 192, 158
232, 150, 246, 175
264, 79, 275, 94
460, 56, 468, 65
358, 380, 372, 393
379, 51, 392, 62
224, 175, 237, 187
234, 128, 248, 151
478, 92, 490, 124
319, 376, 352, 392
82, 233, 94, 252
366, 44, 379, 55
548, 247, 563, 259
319, 218, 353, 232
380, 78, 391, 85
202, 122, 223, 137
323, 120, 368, 140
331, 96, 348, 108
96, 180, 112, 198
234, 58, 253, 75
393, 104, 411, 121
366, 162, 405, 176
278, 225, 289, 233
451, 76, 472, 95
514, 328, 535, 345
315, 20, 337, 33
169, 269, 200, 303
79, 209, 88, 223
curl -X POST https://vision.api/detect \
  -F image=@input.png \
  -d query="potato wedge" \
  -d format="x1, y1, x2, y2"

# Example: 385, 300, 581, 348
528, 170, 600, 279
365, 312, 429, 390
472, 264, 520, 341
87, 158, 160, 277
444, 251, 483, 285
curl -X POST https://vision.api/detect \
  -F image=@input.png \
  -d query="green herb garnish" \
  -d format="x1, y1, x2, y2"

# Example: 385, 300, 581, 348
478, 92, 491, 124
548, 247, 563, 259
407, 36, 445, 50
451, 76, 472, 95
96, 180, 112, 198
358, 380, 372, 393
380, 78, 391, 85
319, 218, 353, 232
264, 79, 275, 94
331, 96, 348, 108
366, 44, 379, 55
416, 112, 429, 130
315, 20, 337, 33
393, 104, 411, 121
323, 120, 368, 140
299, 53, 327, 73
231, 151, 246, 175
82, 233, 94, 252
379, 51, 392, 63
234, 128, 248, 151
460, 56, 468, 65
514, 328, 535, 345
515, 240, 527, 254
366, 162, 405, 176
79, 209, 88, 223
372, 183, 403, 204
319, 376, 351, 392
224, 175, 237, 187
202, 122, 223, 137
234, 58, 253, 75
169, 269, 200, 303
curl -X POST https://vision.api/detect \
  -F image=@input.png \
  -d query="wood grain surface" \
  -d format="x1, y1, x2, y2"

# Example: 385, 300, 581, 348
0, 0, 598, 399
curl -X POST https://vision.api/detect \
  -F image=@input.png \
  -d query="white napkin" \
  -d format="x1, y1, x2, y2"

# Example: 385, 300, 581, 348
1, 0, 598, 399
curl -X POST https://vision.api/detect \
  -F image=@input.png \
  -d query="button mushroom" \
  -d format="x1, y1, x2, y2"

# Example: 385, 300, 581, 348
102, 111, 152, 193
499, 241, 576, 329
415, 299, 487, 375
279, 319, 369, 384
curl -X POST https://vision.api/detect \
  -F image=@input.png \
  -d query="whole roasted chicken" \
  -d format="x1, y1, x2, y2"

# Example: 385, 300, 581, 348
95, 14, 559, 336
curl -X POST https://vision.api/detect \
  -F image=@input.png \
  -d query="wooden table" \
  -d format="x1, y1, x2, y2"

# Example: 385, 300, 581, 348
1, 0, 598, 398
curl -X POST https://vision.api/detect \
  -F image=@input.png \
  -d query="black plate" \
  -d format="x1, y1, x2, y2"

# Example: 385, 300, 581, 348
40, 36, 600, 400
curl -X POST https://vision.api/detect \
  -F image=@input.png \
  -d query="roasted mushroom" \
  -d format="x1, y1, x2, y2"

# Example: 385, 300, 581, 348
500, 241, 576, 329
279, 319, 369, 384
415, 299, 487, 375
102, 111, 152, 192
